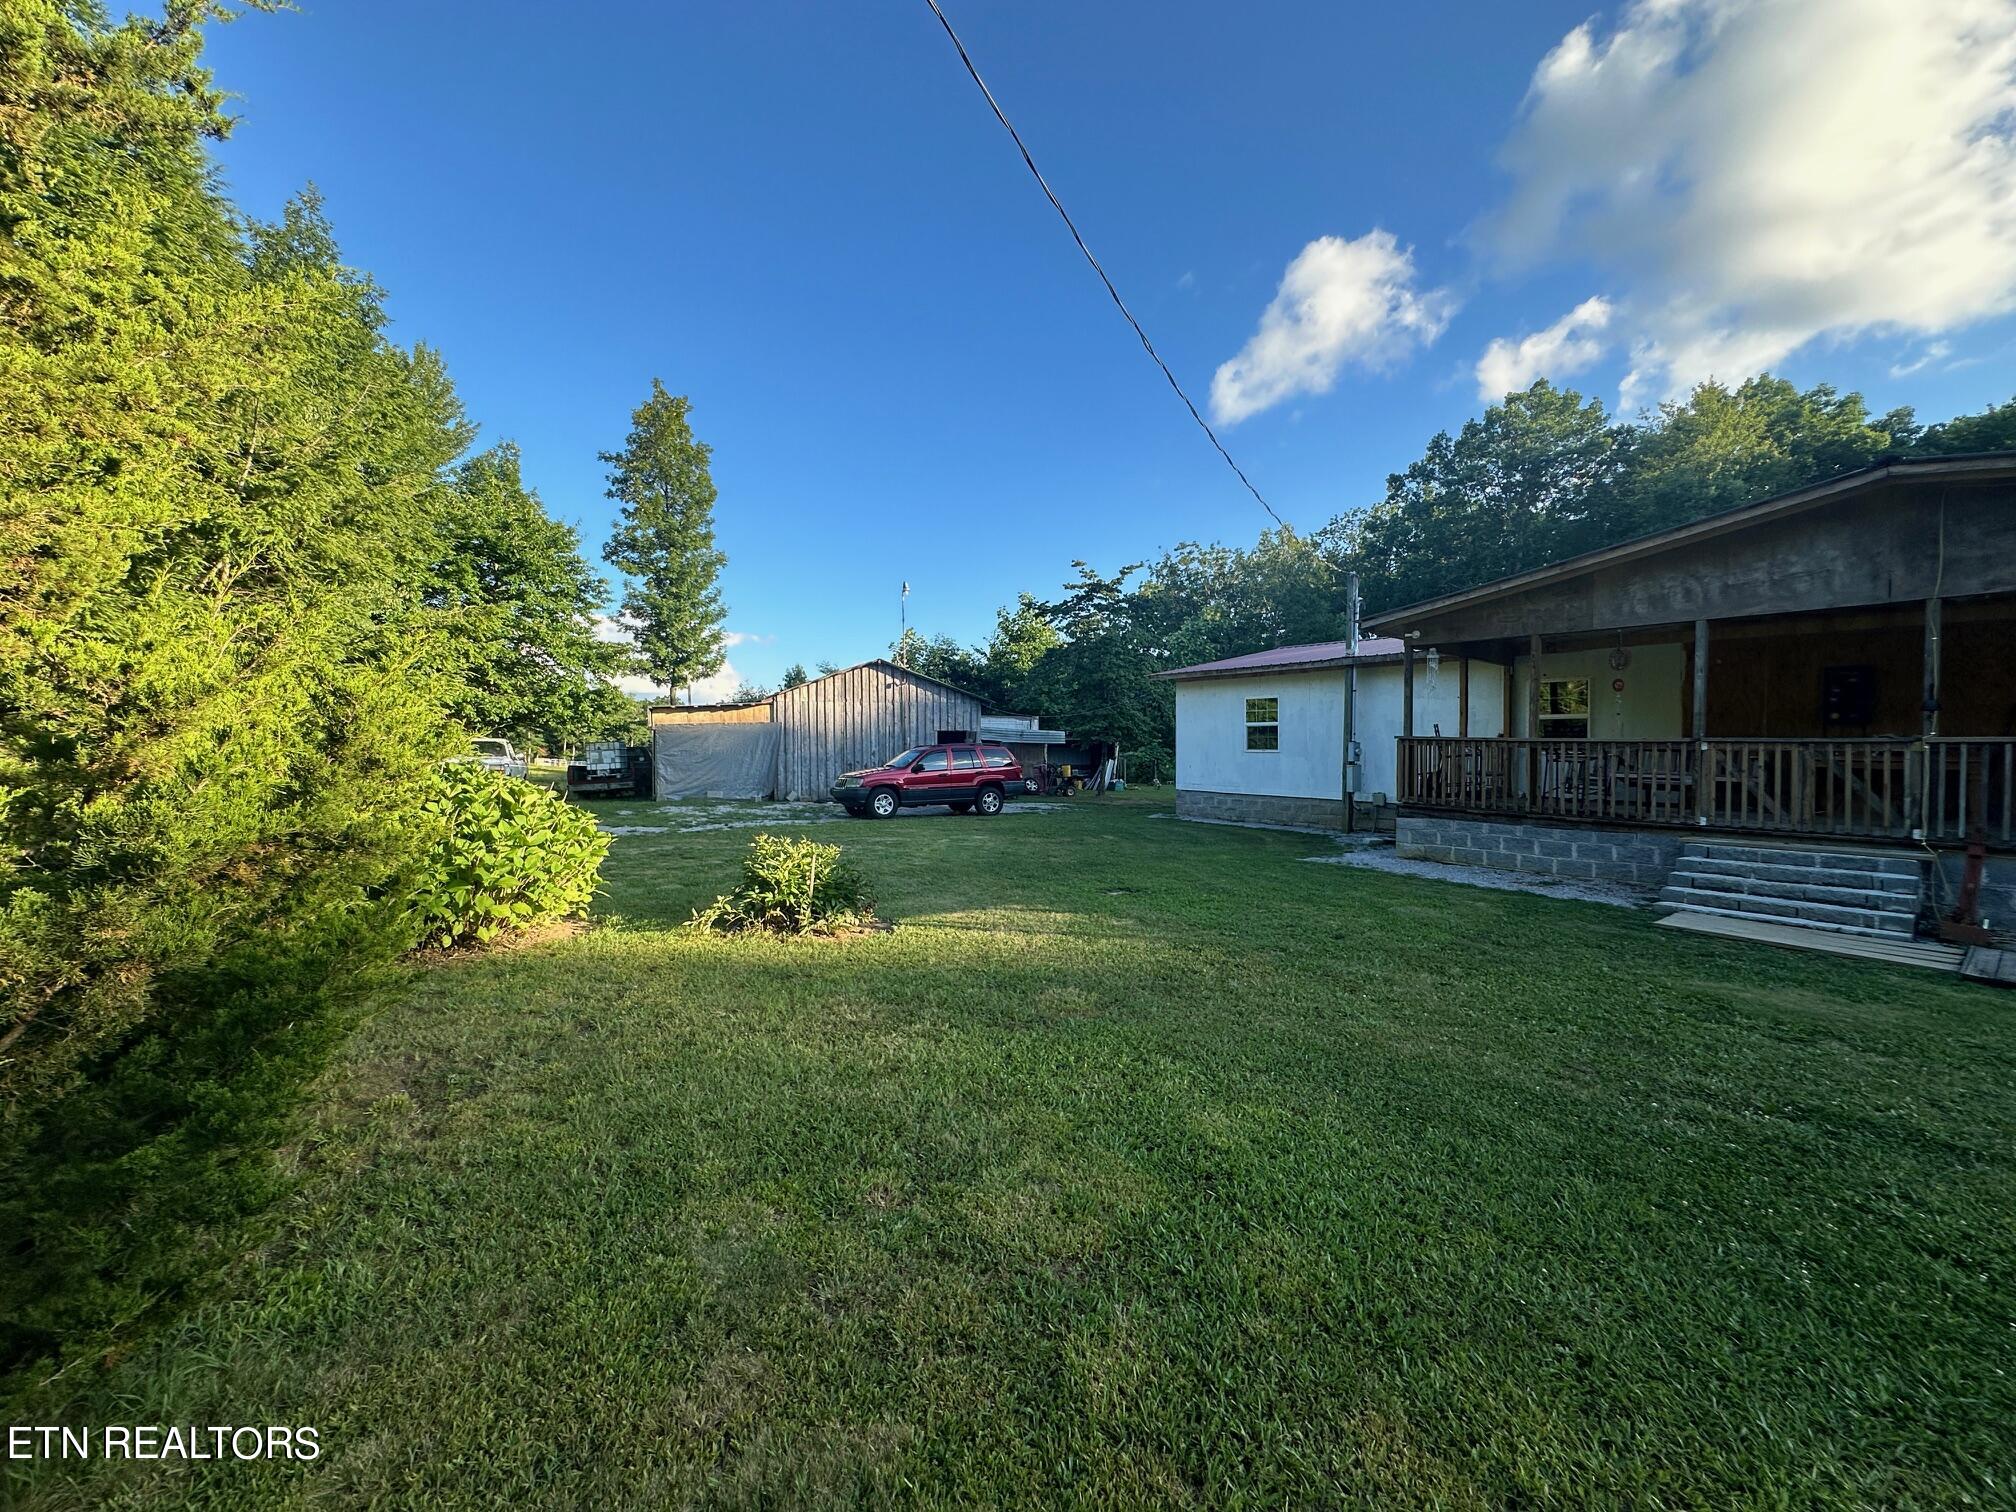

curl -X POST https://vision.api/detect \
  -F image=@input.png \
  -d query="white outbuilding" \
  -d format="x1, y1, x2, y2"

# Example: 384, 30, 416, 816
1160, 637, 1507, 829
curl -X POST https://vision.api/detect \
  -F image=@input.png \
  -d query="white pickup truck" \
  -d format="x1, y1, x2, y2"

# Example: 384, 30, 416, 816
470, 737, 528, 780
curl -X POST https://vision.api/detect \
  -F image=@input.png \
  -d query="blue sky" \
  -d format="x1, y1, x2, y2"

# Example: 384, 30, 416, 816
201, 0, 2016, 697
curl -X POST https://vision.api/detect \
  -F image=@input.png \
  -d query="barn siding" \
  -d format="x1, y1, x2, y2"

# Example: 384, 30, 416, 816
769, 661, 982, 800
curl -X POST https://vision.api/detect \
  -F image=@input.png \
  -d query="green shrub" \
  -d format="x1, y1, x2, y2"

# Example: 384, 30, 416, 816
410, 764, 609, 950
0, 3, 472, 1386
691, 834, 875, 936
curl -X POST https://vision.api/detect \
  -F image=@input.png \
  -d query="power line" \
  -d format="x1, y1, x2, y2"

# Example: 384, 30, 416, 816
921, 0, 1286, 531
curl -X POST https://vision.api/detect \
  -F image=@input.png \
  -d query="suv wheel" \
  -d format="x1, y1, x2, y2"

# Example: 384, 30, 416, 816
975, 785, 1003, 816
869, 788, 899, 819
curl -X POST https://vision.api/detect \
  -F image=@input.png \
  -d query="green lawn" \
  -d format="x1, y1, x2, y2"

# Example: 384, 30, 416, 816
11, 791, 2013, 1507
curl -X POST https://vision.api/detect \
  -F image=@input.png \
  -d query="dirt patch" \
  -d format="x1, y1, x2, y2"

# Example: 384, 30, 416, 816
1303, 845, 1643, 909
600, 799, 1071, 836
407, 917, 592, 965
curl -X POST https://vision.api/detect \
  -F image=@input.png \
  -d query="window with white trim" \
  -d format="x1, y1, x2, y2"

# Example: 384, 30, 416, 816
1538, 678, 1590, 739
1244, 697, 1279, 751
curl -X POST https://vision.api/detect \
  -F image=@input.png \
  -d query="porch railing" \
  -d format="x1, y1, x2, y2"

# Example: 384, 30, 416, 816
1395, 737, 2015, 846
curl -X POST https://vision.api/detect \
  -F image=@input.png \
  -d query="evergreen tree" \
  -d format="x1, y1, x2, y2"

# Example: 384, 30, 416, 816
0, 0, 477, 1370
780, 663, 810, 689
600, 381, 728, 701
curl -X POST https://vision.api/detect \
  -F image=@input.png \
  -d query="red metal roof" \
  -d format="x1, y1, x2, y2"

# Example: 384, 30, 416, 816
1160, 637, 1407, 679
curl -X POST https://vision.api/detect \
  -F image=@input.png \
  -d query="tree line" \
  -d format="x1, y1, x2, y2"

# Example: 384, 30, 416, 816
889, 377, 2015, 772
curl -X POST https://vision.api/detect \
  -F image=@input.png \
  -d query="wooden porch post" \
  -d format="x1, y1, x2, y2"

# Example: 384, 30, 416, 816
1691, 618, 1710, 740
1923, 596, 1942, 737
1914, 595, 1943, 838
1526, 633, 1542, 812
1457, 656, 1470, 738
1692, 618, 1710, 825
1526, 634, 1542, 737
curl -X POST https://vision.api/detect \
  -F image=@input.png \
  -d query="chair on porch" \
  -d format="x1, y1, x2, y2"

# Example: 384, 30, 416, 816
1610, 744, 1695, 824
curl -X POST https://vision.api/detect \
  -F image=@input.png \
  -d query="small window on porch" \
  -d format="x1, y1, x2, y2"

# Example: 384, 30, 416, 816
1538, 678, 1589, 739
1244, 697, 1279, 751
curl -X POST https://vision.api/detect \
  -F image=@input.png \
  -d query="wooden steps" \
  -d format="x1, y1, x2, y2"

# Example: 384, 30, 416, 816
1961, 946, 2016, 989
1656, 910, 1965, 972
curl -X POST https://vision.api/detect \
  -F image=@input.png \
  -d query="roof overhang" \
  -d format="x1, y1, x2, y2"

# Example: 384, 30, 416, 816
774, 658, 986, 704
1156, 653, 1403, 682
1363, 453, 2016, 635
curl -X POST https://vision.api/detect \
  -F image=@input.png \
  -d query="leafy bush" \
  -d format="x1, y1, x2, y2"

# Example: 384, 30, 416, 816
410, 764, 609, 950
691, 834, 876, 936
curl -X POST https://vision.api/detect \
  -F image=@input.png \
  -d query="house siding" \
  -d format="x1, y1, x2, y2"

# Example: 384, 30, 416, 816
1509, 642, 1688, 739
1174, 662, 1505, 814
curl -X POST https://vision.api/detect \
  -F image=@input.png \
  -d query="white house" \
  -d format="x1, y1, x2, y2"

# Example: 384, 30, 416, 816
1161, 637, 1507, 828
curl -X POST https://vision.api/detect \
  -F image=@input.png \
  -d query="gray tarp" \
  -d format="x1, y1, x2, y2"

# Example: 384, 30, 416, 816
652, 724, 779, 799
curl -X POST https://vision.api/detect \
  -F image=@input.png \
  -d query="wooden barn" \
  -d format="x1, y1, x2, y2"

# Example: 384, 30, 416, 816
648, 660, 985, 801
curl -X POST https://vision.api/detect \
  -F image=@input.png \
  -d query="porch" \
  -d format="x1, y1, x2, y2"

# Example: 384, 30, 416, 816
1387, 589, 2016, 849
1396, 735, 2015, 846
1362, 457, 2016, 854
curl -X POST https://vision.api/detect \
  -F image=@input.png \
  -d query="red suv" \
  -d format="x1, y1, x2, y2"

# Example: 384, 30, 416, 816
831, 743, 1025, 818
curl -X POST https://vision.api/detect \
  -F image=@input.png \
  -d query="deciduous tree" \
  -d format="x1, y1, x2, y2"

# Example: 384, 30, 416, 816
427, 444, 628, 748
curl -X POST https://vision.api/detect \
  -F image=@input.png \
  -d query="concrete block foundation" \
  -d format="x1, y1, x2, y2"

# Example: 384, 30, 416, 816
1396, 814, 1685, 892
1177, 789, 1345, 829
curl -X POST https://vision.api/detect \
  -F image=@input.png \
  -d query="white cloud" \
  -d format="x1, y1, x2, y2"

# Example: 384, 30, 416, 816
610, 658, 744, 705
1210, 231, 1454, 424
1475, 296, 1614, 400
591, 615, 752, 703
1890, 341, 1954, 379
681, 660, 744, 705
1493, 0, 2016, 404
590, 614, 655, 699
